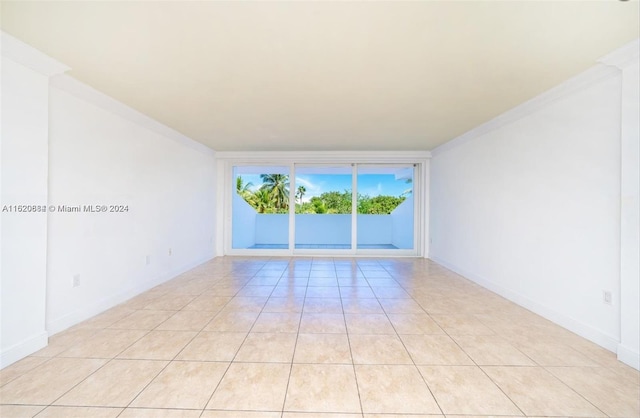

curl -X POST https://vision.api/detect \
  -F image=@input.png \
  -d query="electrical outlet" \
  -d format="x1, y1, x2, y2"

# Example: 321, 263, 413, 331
603, 291, 612, 305
73, 274, 80, 288
146, 255, 151, 266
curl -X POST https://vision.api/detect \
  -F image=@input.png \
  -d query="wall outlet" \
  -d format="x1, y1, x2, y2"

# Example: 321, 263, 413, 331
146, 255, 151, 266
73, 274, 80, 288
603, 290, 612, 305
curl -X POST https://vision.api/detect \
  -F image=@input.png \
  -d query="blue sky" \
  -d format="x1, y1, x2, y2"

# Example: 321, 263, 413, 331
239, 173, 411, 201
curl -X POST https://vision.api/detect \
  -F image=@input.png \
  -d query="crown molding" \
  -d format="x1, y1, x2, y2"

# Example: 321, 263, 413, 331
432, 62, 620, 157
433, 40, 639, 157
215, 150, 431, 163
1, 31, 69, 76
598, 38, 640, 70
50, 74, 215, 156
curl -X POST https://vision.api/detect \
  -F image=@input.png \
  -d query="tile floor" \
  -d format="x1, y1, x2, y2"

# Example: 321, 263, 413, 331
1, 257, 638, 418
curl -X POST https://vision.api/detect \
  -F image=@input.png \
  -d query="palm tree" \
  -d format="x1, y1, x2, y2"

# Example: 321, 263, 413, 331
236, 176, 254, 198
249, 189, 272, 214
260, 174, 289, 210
296, 185, 306, 203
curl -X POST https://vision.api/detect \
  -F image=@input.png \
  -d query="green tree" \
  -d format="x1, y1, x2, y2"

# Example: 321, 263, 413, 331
358, 195, 406, 214
296, 185, 306, 203
249, 188, 272, 214
260, 174, 289, 211
320, 190, 352, 214
236, 176, 254, 198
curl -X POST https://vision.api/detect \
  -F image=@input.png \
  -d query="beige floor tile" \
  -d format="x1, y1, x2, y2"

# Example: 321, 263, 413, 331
271, 286, 307, 298
371, 286, 411, 299
285, 413, 362, 418
547, 366, 640, 417
365, 415, 443, 418
483, 366, 605, 417
452, 335, 535, 366
0, 405, 45, 417
131, 361, 228, 409
203, 412, 281, 418
76, 306, 136, 329
120, 408, 202, 418
176, 332, 246, 361
155, 310, 216, 331
237, 286, 275, 297
442, 415, 522, 418
118, 330, 197, 360
430, 315, 495, 335
349, 334, 412, 365
339, 287, 376, 299
400, 334, 473, 365
387, 313, 444, 335
308, 277, 339, 286
36, 406, 123, 417
306, 286, 341, 298
109, 310, 175, 330
418, 365, 521, 415
235, 332, 297, 363
345, 314, 395, 334
294, 333, 352, 364
30, 328, 98, 357
341, 298, 384, 314
338, 278, 368, 286
356, 364, 440, 414
378, 298, 425, 314
182, 295, 232, 312
251, 312, 301, 333
300, 313, 347, 333
224, 296, 268, 312
303, 298, 344, 313
609, 363, 640, 386
207, 363, 290, 411
515, 342, 600, 367
203, 311, 259, 332
262, 297, 305, 313
54, 359, 166, 407
284, 364, 361, 413
0, 357, 106, 404
59, 329, 147, 359
142, 294, 196, 311
0, 356, 49, 387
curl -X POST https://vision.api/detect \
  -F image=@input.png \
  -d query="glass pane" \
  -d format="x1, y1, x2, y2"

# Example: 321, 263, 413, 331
294, 165, 352, 249
232, 165, 290, 249
357, 165, 414, 250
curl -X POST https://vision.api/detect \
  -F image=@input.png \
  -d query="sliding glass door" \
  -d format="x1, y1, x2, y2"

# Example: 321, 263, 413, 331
357, 165, 414, 250
229, 162, 419, 255
294, 165, 352, 249
232, 165, 290, 250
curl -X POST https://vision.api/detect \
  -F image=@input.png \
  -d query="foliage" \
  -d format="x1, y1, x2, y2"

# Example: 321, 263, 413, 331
236, 175, 406, 215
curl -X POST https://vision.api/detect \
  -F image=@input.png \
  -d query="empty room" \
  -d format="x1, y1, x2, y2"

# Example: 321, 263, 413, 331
1, 1, 639, 417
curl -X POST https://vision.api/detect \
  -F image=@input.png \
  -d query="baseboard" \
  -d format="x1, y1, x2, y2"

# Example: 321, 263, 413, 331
46, 254, 215, 336
429, 255, 620, 353
617, 343, 640, 370
0, 331, 48, 370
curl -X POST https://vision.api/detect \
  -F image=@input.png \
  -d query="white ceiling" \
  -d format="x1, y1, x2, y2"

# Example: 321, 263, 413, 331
1, 1, 638, 152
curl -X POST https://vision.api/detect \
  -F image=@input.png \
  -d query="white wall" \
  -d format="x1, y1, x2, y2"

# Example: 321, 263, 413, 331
430, 50, 638, 366
618, 57, 640, 369
45, 82, 216, 334
0, 58, 51, 367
